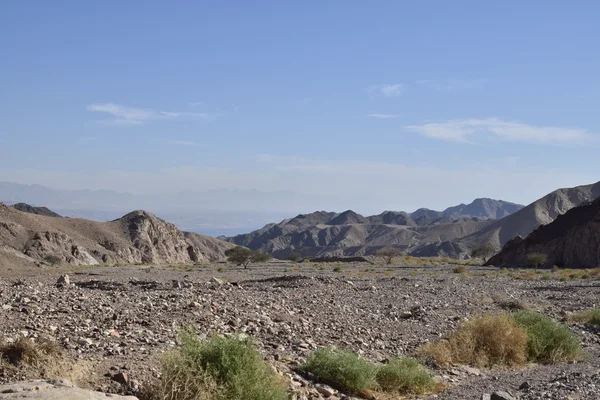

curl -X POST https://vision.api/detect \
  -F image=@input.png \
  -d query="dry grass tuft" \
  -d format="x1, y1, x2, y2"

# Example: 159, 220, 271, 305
569, 309, 600, 326
0, 337, 87, 385
419, 314, 529, 368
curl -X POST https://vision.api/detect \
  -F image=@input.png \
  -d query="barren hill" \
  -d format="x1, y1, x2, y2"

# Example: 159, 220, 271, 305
0, 203, 233, 268
10, 203, 61, 217
486, 197, 600, 268
423, 181, 600, 259
225, 200, 513, 258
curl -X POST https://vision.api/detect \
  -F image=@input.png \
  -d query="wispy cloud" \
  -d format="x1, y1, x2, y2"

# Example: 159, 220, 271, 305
167, 140, 202, 147
367, 113, 400, 119
369, 84, 403, 98
415, 79, 487, 91
87, 103, 213, 125
406, 118, 590, 145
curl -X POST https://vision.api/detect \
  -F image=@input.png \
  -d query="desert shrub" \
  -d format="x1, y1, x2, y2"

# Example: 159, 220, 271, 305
151, 331, 286, 400
44, 255, 62, 265
513, 311, 580, 364
333, 266, 343, 272
541, 272, 552, 280
304, 347, 377, 395
470, 244, 496, 262
569, 309, 600, 326
224, 247, 272, 269
452, 266, 466, 274
527, 253, 548, 268
0, 337, 85, 384
497, 299, 529, 311
375, 357, 434, 395
287, 252, 302, 262
419, 314, 528, 368
374, 248, 404, 265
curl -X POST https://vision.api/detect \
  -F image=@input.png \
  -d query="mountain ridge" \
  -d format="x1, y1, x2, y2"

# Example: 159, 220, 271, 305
0, 203, 233, 268
226, 198, 522, 258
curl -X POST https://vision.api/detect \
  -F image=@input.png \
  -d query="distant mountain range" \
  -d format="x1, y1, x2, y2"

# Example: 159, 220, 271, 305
224, 198, 524, 259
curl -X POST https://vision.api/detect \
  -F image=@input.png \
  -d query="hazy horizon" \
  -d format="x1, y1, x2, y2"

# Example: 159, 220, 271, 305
2, 2, 599, 235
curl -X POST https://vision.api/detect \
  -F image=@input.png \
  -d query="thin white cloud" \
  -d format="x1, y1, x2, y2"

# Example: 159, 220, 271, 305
167, 140, 202, 147
406, 118, 590, 146
367, 113, 400, 119
415, 79, 487, 91
87, 103, 213, 125
369, 84, 403, 98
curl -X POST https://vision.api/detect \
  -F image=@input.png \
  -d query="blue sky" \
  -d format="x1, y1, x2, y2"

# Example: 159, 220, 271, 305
1, 1, 599, 215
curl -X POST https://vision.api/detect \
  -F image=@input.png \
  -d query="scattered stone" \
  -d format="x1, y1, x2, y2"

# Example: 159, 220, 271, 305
56, 275, 70, 287
0, 379, 138, 399
491, 391, 516, 400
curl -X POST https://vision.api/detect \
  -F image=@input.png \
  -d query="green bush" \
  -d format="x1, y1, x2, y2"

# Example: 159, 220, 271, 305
419, 313, 529, 368
452, 266, 466, 274
513, 311, 580, 364
152, 330, 286, 400
304, 347, 376, 395
375, 357, 434, 395
570, 309, 600, 326
527, 253, 548, 268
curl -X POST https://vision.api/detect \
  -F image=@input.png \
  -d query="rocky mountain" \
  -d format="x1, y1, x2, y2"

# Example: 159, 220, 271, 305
10, 203, 62, 217
486, 197, 600, 268
408, 198, 523, 225
0, 203, 233, 268
423, 181, 600, 259
226, 204, 501, 259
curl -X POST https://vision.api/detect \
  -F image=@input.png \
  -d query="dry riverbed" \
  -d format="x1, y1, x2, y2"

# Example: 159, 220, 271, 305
1, 262, 599, 399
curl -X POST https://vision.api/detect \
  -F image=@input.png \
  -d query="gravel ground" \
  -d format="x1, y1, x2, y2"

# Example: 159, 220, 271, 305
1, 262, 599, 399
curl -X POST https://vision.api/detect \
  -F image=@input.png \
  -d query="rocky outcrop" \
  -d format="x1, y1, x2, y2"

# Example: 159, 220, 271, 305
486, 198, 600, 268
10, 203, 61, 217
454, 181, 600, 256
0, 203, 233, 268
0, 379, 138, 399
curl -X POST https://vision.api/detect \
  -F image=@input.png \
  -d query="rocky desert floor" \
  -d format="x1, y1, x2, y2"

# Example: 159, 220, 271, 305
1, 261, 599, 399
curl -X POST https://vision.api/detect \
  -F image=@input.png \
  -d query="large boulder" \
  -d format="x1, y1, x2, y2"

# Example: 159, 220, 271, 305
0, 379, 138, 399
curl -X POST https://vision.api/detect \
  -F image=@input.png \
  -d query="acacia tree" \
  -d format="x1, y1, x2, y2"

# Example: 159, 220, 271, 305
374, 247, 404, 265
225, 246, 272, 269
470, 244, 496, 263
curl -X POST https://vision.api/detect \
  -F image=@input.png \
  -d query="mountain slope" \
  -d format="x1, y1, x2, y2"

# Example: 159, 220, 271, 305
11, 203, 62, 217
0, 203, 233, 268
486, 198, 600, 268
227, 208, 497, 259
464, 181, 600, 248
423, 181, 600, 259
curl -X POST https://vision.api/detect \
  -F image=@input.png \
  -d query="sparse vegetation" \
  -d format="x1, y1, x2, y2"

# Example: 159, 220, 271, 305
374, 247, 404, 265
224, 247, 272, 269
44, 254, 62, 265
333, 266, 343, 272
527, 253, 548, 268
0, 337, 85, 384
375, 357, 435, 395
419, 313, 529, 368
513, 310, 581, 364
304, 347, 377, 395
470, 244, 496, 263
287, 251, 302, 262
304, 347, 434, 396
569, 309, 600, 326
421, 311, 580, 368
149, 330, 286, 400
452, 265, 467, 274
